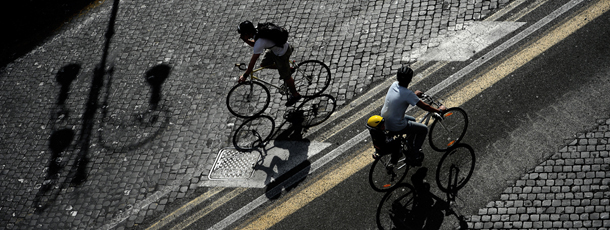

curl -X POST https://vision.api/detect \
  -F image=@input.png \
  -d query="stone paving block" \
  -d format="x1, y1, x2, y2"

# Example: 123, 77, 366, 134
468, 116, 610, 229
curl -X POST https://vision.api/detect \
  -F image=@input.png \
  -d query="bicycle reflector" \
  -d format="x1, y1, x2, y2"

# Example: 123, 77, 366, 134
444, 112, 454, 117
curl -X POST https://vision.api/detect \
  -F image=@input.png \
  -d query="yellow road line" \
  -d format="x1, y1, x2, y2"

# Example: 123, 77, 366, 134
239, 147, 375, 230
237, 0, 610, 229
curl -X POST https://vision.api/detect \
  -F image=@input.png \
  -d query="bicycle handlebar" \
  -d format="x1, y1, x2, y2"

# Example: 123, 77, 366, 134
420, 93, 444, 108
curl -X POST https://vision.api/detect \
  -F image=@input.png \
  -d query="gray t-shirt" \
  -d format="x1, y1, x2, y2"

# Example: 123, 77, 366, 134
253, 37, 289, 56
380, 81, 420, 132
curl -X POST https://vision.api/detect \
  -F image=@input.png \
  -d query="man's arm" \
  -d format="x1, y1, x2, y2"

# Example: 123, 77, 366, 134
413, 90, 446, 113
239, 53, 261, 82
416, 100, 446, 113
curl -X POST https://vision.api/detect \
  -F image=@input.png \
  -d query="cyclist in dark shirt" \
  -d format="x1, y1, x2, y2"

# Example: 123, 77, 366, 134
237, 20, 301, 106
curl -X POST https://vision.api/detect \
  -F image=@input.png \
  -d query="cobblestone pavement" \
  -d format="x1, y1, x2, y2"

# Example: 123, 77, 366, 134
468, 118, 610, 229
0, 0, 518, 229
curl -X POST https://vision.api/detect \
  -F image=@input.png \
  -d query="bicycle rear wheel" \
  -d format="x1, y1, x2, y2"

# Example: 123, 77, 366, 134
233, 115, 275, 151
435, 143, 475, 193
226, 81, 270, 118
376, 183, 416, 230
293, 60, 331, 97
294, 94, 336, 128
428, 107, 468, 151
369, 152, 409, 192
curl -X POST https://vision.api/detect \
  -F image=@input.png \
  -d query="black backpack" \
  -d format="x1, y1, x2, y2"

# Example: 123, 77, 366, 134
255, 22, 289, 47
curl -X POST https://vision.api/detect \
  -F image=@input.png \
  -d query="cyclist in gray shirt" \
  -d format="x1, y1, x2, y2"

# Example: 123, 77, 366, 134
381, 66, 446, 162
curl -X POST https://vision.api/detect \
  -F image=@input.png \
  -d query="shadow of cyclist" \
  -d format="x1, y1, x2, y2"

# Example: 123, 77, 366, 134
409, 167, 445, 230
259, 110, 312, 199
34, 128, 75, 213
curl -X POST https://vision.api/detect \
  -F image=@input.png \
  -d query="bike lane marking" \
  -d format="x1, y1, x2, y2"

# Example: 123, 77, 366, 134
228, 0, 606, 229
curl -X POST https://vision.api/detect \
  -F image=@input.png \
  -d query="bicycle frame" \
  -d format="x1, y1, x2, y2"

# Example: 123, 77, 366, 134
236, 61, 299, 95
416, 94, 443, 125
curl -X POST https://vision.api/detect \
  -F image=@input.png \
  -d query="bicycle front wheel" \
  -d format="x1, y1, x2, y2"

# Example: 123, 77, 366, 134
233, 115, 275, 151
369, 153, 409, 192
428, 107, 468, 151
293, 60, 331, 97
226, 81, 270, 118
376, 184, 416, 230
435, 143, 475, 193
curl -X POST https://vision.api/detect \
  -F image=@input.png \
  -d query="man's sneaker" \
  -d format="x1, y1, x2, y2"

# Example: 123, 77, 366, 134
285, 94, 302, 106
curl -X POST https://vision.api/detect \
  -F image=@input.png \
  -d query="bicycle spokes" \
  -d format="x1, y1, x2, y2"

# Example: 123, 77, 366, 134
429, 107, 468, 151
437, 120, 458, 147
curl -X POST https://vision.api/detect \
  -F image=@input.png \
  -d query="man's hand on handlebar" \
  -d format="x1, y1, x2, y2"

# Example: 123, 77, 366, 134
438, 105, 447, 113
238, 75, 247, 83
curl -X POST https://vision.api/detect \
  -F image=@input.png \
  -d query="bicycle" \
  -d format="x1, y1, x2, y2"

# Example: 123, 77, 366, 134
376, 161, 474, 230
368, 93, 469, 192
226, 60, 331, 118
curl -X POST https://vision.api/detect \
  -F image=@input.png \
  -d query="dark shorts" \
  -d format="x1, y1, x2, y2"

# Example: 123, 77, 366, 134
261, 45, 293, 80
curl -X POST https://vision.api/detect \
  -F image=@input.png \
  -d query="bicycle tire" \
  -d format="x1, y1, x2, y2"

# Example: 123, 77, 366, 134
428, 107, 468, 151
435, 143, 475, 193
369, 153, 410, 192
293, 60, 331, 97
294, 94, 336, 128
376, 183, 417, 230
233, 115, 275, 151
226, 81, 270, 118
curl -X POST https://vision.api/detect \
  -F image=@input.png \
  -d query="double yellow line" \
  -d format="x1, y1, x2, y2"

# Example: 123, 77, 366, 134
238, 0, 610, 229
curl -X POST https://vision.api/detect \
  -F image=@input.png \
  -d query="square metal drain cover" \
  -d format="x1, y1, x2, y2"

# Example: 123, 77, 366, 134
208, 148, 260, 180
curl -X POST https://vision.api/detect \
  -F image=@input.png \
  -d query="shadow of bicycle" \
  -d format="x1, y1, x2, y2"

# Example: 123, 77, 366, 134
375, 144, 476, 230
